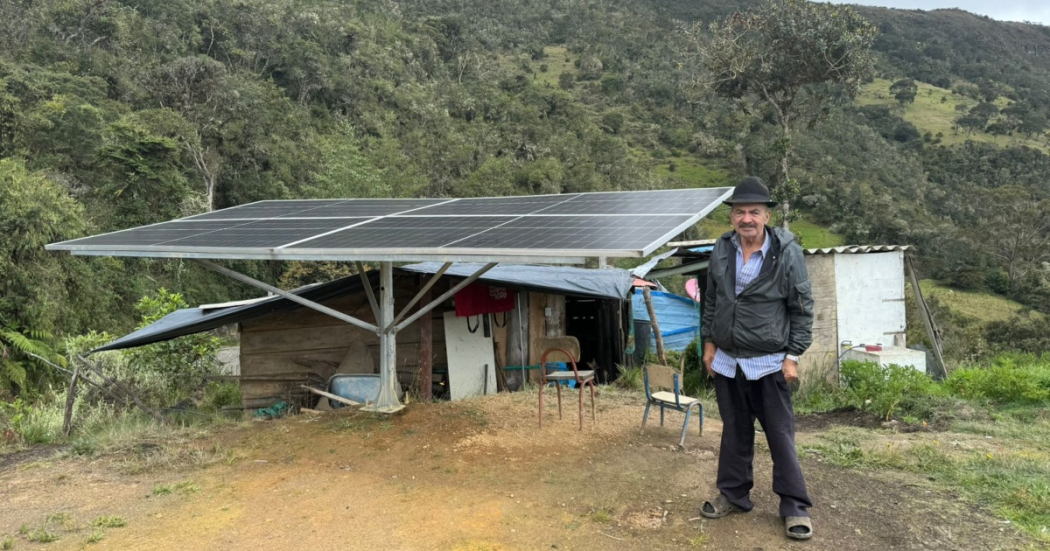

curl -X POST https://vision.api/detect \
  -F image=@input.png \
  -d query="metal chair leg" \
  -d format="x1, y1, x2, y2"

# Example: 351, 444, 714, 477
641, 402, 652, 431
680, 405, 695, 448
659, 405, 665, 426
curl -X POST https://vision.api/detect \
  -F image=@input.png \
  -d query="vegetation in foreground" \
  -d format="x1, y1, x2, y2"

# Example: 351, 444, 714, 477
794, 356, 1050, 542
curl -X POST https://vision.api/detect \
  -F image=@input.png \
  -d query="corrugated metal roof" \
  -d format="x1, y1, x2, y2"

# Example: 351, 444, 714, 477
803, 245, 911, 255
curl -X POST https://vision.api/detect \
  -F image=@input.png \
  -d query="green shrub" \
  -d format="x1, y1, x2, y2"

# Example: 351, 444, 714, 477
793, 377, 845, 414
681, 338, 712, 396
945, 354, 1050, 404
840, 360, 946, 420
1, 398, 57, 444
125, 289, 221, 399
615, 364, 643, 391
203, 382, 241, 410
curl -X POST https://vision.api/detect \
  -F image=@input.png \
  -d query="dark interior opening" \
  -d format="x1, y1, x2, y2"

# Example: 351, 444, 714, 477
566, 297, 626, 384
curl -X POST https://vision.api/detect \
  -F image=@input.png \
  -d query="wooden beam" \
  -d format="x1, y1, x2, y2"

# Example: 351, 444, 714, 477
63, 366, 80, 436
905, 257, 947, 377
642, 287, 667, 365
300, 385, 362, 407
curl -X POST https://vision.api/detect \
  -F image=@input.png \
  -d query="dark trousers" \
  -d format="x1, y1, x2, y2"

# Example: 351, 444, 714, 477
714, 367, 812, 518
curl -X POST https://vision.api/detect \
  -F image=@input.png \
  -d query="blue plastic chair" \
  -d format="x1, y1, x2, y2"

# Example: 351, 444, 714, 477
641, 363, 703, 447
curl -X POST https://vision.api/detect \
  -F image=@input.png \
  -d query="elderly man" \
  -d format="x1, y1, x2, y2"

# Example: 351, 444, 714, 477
699, 176, 815, 541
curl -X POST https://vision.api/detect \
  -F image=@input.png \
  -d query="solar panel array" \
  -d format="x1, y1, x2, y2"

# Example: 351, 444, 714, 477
47, 188, 732, 262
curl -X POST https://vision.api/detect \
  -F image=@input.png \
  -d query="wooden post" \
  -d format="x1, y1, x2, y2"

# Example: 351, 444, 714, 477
63, 366, 80, 436
906, 258, 947, 377
419, 277, 433, 401
642, 287, 667, 365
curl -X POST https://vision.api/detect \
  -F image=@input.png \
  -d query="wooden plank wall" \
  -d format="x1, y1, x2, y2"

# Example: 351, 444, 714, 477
238, 276, 448, 406
800, 255, 839, 382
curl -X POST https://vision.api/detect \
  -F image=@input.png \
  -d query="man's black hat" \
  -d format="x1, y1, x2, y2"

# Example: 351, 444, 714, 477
722, 176, 778, 208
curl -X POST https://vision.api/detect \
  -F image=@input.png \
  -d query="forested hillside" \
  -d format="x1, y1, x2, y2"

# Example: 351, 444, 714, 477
3, 0, 1050, 393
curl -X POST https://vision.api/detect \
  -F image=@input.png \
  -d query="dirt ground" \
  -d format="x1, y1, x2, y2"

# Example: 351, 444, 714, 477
0, 389, 1035, 550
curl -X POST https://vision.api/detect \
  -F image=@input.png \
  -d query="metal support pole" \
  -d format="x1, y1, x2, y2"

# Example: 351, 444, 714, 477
391, 261, 452, 328
355, 261, 381, 324
362, 261, 405, 413
193, 259, 379, 334
392, 263, 498, 333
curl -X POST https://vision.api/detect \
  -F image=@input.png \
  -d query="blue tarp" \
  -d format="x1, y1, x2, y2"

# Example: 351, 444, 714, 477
399, 263, 634, 300
632, 289, 700, 352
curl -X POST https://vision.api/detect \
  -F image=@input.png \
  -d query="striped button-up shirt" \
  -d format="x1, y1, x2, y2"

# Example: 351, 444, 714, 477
711, 230, 787, 380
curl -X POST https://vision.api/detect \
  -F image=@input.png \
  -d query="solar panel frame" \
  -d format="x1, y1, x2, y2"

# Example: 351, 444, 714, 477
47, 188, 733, 263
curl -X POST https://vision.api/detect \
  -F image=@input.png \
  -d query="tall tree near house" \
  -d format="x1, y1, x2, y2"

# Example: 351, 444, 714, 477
686, 0, 877, 229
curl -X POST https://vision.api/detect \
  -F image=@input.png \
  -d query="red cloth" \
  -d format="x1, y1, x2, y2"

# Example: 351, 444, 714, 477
455, 284, 514, 317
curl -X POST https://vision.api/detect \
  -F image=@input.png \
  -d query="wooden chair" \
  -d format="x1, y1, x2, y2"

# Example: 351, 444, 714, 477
641, 363, 703, 447
536, 336, 596, 430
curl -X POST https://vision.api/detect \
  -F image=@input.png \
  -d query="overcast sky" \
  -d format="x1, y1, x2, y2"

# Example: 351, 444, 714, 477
822, 1, 1050, 25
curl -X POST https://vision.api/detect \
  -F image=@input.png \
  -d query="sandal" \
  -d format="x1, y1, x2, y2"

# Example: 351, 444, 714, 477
699, 494, 747, 519
785, 516, 813, 540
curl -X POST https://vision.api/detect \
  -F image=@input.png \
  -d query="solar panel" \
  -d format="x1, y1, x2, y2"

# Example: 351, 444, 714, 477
47, 188, 733, 263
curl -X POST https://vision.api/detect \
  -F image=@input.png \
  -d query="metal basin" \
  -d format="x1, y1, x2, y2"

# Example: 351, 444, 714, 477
326, 374, 402, 409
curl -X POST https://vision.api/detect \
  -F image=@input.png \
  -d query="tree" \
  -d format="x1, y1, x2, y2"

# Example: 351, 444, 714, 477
558, 71, 575, 90
1019, 112, 1048, 138
689, 0, 877, 228
969, 102, 999, 127
969, 186, 1050, 284
889, 78, 917, 105
955, 115, 984, 135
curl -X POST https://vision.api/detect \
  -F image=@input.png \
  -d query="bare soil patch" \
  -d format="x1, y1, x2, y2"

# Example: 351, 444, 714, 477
796, 409, 882, 432
0, 389, 1035, 550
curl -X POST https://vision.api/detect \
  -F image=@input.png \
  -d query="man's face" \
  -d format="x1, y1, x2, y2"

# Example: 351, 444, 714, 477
730, 203, 770, 240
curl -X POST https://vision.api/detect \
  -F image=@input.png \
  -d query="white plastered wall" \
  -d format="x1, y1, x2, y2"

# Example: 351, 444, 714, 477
833, 251, 906, 349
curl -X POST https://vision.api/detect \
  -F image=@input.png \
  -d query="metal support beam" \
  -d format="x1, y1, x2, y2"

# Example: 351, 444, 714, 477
392, 262, 498, 333
391, 261, 452, 328
420, 277, 433, 402
362, 262, 405, 414
193, 259, 379, 334
355, 261, 381, 323
647, 260, 709, 280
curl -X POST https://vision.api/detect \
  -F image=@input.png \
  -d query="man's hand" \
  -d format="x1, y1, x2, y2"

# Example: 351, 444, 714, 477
702, 342, 716, 377
782, 358, 799, 384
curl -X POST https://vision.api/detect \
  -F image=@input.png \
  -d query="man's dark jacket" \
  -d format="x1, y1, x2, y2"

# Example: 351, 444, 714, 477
700, 226, 814, 359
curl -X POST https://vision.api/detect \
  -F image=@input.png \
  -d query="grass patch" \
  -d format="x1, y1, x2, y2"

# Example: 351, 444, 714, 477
529, 45, 577, 88
1, 536, 12, 549
803, 430, 1050, 541
153, 480, 199, 496
688, 532, 711, 547
91, 516, 126, 528
858, 78, 1046, 152
797, 352, 1050, 541
919, 280, 1038, 325
790, 218, 846, 249
589, 506, 614, 524
26, 529, 58, 543
655, 156, 735, 189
